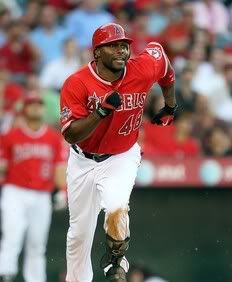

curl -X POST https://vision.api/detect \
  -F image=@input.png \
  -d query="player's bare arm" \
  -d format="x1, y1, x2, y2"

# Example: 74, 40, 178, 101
54, 163, 67, 189
160, 61, 176, 108
160, 83, 176, 108
0, 162, 7, 180
63, 111, 102, 144
151, 60, 178, 126
53, 163, 68, 211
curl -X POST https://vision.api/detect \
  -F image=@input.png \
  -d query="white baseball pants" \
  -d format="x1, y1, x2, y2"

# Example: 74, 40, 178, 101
0, 185, 52, 282
66, 143, 141, 282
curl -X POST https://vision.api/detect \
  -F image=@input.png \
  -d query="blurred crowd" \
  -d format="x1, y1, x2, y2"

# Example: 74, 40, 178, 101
0, 0, 232, 158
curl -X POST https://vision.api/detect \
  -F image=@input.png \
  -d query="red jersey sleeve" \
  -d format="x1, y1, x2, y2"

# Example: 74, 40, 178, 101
141, 42, 169, 81
60, 75, 89, 133
0, 133, 11, 164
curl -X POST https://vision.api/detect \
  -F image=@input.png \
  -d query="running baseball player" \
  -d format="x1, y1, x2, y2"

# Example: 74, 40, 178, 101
60, 23, 177, 282
0, 93, 67, 282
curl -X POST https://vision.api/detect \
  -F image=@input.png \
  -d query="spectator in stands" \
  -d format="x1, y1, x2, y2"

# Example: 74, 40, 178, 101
175, 64, 197, 113
21, 0, 42, 30
224, 63, 232, 97
183, 41, 208, 72
191, 0, 229, 35
142, 91, 201, 157
30, 4, 70, 68
228, 3, 232, 30
202, 126, 232, 156
0, 0, 22, 19
194, 27, 212, 47
129, 10, 158, 56
134, 0, 155, 13
25, 73, 60, 127
0, 6, 12, 47
192, 47, 232, 122
169, 112, 201, 157
160, 1, 195, 62
0, 68, 24, 134
213, 62, 232, 121
64, 0, 114, 49
0, 19, 40, 83
105, 0, 135, 23
46, 0, 81, 16
146, 0, 176, 36
39, 37, 81, 91
191, 93, 230, 143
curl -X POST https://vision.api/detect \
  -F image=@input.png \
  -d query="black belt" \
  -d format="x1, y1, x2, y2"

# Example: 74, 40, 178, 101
71, 145, 112, 162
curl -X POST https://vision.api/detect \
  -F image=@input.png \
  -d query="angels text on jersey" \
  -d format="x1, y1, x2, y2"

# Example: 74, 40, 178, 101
87, 91, 147, 112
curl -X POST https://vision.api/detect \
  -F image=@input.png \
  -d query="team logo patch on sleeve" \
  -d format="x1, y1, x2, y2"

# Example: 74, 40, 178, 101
146, 47, 162, 60
60, 106, 72, 122
87, 92, 100, 112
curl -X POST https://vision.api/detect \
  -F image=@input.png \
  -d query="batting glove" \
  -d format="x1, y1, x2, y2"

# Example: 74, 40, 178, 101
96, 91, 122, 118
151, 104, 178, 126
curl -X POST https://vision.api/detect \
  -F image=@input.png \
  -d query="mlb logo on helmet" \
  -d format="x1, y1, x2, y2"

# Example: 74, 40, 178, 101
23, 93, 44, 106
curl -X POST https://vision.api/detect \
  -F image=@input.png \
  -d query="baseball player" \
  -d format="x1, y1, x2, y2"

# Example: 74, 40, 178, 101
60, 23, 177, 282
0, 93, 67, 282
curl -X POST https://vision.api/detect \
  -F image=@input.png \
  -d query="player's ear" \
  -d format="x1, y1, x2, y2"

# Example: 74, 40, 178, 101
94, 48, 100, 60
127, 48, 131, 60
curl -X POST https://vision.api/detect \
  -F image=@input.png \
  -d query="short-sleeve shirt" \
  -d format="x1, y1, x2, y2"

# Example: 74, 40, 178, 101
60, 42, 174, 154
0, 41, 35, 74
0, 124, 66, 191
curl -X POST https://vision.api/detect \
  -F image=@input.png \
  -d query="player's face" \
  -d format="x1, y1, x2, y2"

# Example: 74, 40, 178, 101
24, 102, 44, 121
99, 41, 130, 72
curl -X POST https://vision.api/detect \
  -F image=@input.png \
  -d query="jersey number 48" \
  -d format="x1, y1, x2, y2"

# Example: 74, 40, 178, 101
118, 109, 143, 136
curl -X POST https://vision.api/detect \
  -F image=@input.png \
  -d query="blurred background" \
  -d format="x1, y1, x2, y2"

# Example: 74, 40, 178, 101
0, 0, 232, 281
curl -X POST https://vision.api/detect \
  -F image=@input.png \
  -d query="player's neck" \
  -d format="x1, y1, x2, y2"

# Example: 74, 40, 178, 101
25, 120, 44, 131
95, 63, 124, 82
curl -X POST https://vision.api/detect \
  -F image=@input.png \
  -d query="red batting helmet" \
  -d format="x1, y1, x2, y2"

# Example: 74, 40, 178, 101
92, 23, 133, 50
23, 93, 44, 106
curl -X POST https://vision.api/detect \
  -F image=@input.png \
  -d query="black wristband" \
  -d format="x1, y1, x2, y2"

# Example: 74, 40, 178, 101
96, 104, 112, 118
164, 104, 178, 115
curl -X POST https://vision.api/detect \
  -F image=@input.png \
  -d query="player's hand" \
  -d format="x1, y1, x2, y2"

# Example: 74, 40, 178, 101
151, 104, 178, 126
96, 91, 122, 118
53, 190, 67, 211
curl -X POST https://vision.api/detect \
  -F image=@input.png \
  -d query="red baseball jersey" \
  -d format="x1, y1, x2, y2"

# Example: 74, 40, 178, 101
60, 42, 175, 154
0, 41, 35, 74
0, 124, 67, 191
